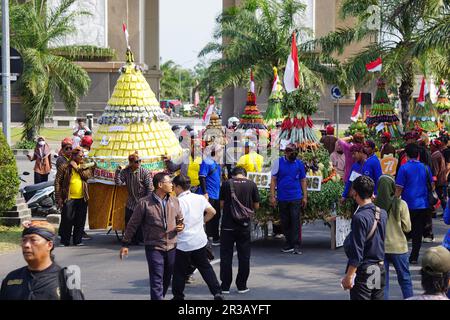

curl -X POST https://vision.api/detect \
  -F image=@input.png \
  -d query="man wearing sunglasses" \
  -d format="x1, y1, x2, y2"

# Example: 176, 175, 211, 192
115, 152, 152, 245
56, 138, 73, 170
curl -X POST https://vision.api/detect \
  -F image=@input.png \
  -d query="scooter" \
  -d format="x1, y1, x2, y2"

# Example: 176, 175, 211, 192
20, 172, 59, 217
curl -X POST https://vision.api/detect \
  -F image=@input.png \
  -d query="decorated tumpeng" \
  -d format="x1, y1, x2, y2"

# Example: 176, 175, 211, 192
278, 87, 320, 151
87, 49, 182, 230
365, 78, 402, 138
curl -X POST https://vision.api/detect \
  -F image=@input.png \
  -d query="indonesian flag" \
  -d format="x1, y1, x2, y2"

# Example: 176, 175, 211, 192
283, 32, 300, 93
122, 22, 130, 49
271, 67, 279, 93
351, 93, 362, 122
250, 69, 255, 94
417, 77, 428, 106
366, 57, 382, 73
203, 96, 215, 125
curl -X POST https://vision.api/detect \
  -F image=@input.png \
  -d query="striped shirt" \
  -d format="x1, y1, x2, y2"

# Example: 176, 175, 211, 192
114, 166, 152, 210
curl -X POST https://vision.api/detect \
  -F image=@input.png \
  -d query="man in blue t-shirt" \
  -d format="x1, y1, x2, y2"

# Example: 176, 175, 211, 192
270, 143, 307, 254
395, 143, 433, 264
199, 142, 222, 246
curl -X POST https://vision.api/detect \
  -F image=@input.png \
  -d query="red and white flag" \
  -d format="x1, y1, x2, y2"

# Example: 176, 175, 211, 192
351, 93, 362, 122
283, 33, 300, 93
202, 96, 215, 125
417, 77, 428, 106
366, 57, 382, 73
250, 69, 255, 94
271, 67, 279, 93
122, 22, 130, 49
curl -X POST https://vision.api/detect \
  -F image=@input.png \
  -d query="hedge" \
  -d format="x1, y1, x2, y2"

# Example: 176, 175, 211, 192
0, 133, 20, 215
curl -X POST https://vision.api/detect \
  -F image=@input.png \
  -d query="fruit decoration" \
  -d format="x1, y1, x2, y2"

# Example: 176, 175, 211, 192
264, 67, 284, 129
278, 88, 320, 151
436, 80, 450, 113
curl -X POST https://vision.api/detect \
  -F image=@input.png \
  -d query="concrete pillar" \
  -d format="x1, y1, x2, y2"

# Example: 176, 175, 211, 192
143, 0, 161, 98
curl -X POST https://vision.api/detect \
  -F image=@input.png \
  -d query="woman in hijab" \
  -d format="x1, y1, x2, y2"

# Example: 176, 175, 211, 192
330, 140, 345, 177
27, 136, 52, 184
374, 175, 413, 299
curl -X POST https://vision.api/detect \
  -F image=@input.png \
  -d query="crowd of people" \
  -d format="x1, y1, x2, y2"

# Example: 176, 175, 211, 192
1, 120, 449, 301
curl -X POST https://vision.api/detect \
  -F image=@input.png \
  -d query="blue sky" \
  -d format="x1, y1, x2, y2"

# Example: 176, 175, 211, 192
160, 0, 222, 70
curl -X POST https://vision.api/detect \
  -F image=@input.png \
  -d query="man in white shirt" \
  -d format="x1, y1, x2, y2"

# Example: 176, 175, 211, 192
171, 175, 224, 300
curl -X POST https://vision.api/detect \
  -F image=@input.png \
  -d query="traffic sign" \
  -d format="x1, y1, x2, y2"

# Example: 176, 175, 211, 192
331, 85, 342, 100
0, 47, 23, 84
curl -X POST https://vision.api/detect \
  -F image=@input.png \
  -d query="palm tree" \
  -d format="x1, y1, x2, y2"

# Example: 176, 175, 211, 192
307, 0, 449, 124
5, 0, 91, 141
199, 0, 343, 93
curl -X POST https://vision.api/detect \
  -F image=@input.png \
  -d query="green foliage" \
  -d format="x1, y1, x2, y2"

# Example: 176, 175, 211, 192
13, 140, 36, 150
0, 133, 20, 216
282, 88, 320, 116
304, 180, 353, 222
308, 0, 449, 122
7, 0, 91, 141
49, 45, 116, 61
199, 0, 342, 92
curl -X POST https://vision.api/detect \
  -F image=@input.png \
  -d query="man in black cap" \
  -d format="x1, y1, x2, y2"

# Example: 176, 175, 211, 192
0, 221, 85, 300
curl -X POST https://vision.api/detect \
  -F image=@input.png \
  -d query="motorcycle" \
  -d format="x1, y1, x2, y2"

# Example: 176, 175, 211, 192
20, 171, 59, 217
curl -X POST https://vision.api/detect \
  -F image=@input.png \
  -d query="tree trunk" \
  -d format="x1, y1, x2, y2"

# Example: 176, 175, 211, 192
399, 63, 414, 127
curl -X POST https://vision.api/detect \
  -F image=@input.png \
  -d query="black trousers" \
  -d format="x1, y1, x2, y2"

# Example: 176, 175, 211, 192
278, 200, 302, 248
220, 228, 251, 291
125, 207, 144, 244
60, 199, 88, 245
206, 198, 221, 241
409, 209, 430, 261
172, 247, 221, 300
350, 263, 386, 300
34, 172, 49, 184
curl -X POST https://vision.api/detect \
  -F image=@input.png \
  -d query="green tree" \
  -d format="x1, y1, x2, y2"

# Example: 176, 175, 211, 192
160, 60, 196, 102
308, 0, 449, 124
4, 0, 91, 141
199, 0, 343, 93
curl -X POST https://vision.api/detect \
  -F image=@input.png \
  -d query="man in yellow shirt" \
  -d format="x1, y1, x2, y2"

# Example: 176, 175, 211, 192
55, 147, 95, 246
236, 142, 264, 173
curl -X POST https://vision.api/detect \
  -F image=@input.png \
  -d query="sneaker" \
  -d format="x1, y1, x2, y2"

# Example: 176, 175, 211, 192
185, 275, 195, 284
58, 243, 69, 247
423, 237, 434, 243
214, 294, 225, 300
74, 243, 85, 247
274, 234, 284, 239
281, 246, 294, 253
82, 232, 92, 240
237, 288, 250, 294
409, 259, 418, 265
212, 240, 221, 246
293, 248, 303, 255
221, 290, 230, 294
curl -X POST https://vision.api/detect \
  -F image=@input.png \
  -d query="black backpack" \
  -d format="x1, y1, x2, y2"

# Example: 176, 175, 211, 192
229, 179, 254, 227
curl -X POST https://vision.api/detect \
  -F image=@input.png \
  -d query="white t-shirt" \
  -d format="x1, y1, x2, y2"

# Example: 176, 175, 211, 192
177, 191, 212, 252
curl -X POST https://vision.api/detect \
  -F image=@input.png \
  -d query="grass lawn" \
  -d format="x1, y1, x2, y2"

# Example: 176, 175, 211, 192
11, 127, 73, 144
0, 225, 22, 254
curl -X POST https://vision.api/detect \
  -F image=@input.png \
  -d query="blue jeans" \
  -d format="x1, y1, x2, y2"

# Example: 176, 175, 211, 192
384, 253, 414, 299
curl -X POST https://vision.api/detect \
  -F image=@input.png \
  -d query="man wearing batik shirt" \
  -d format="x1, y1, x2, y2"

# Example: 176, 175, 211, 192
115, 152, 152, 245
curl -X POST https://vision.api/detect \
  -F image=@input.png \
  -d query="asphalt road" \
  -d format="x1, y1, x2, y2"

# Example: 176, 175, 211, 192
0, 218, 447, 300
